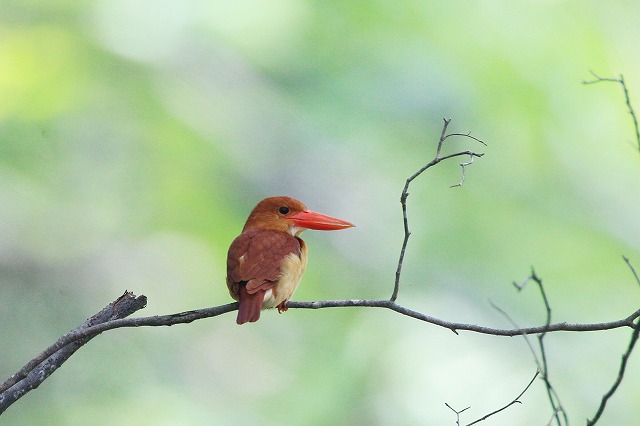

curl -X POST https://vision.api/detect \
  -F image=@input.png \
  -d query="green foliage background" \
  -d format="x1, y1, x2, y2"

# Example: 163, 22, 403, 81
2, 1, 640, 424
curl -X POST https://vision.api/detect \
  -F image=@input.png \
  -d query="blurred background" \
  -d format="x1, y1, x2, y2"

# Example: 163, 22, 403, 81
2, 1, 640, 424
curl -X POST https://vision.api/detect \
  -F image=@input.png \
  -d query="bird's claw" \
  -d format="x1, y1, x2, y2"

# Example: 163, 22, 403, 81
277, 302, 289, 313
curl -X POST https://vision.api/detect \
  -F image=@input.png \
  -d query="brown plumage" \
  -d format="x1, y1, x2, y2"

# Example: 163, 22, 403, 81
226, 196, 353, 324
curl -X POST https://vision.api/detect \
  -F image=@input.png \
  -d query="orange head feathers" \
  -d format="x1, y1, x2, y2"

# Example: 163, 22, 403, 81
242, 196, 354, 234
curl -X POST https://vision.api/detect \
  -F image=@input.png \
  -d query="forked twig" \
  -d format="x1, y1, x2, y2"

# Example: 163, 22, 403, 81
445, 403, 470, 426
392, 118, 486, 302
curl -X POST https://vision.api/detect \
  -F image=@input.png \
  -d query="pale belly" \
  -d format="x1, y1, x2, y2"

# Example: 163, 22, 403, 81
262, 249, 308, 308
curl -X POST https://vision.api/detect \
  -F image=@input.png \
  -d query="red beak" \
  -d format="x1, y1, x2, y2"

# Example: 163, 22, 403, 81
288, 210, 354, 231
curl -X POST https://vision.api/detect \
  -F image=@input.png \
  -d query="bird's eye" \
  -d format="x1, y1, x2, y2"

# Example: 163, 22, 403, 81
278, 206, 290, 215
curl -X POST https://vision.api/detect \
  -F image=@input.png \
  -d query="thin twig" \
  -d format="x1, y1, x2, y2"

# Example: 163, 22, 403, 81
583, 71, 640, 151
450, 155, 476, 188
490, 300, 543, 372
446, 403, 471, 426
466, 371, 540, 425
392, 118, 485, 302
623, 255, 640, 287
546, 408, 562, 426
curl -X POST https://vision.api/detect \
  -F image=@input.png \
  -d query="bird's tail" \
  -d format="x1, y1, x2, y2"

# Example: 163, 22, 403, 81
236, 286, 265, 324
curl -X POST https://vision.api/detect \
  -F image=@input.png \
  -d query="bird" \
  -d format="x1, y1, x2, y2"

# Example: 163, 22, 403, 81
226, 196, 354, 324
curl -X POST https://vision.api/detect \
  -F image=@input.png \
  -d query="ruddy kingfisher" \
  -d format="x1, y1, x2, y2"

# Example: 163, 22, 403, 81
226, 196, 354, 324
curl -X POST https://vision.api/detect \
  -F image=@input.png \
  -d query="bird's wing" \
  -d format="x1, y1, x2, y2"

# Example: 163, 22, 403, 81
227, 229, 302, 296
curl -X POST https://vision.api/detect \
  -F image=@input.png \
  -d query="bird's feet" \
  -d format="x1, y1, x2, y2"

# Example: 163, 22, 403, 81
277, 301, 289, 313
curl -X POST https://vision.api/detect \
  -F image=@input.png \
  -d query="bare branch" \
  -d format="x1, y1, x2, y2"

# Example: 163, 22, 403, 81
587, 321, 640, 425
587, 257, 640, 425
491, 300, 570, 426
289, 300, 640, 335
392, 118, 485, 302
0, 291, 147, 414
4, 288, 640, 414
514, 269, 568, 426
583, 71, 640, 151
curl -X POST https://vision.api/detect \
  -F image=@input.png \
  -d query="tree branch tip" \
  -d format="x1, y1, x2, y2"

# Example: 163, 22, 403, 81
442, 132, 487, 147
115, 290, 147, 304
622, 256, 640, 287
116, 290, 132, 301
445, 402, 470, 414
582, 70, 618, 85
464, 134, 488, 146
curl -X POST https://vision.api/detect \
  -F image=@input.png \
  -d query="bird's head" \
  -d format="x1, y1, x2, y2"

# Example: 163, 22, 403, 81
243, 196, 354, 236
